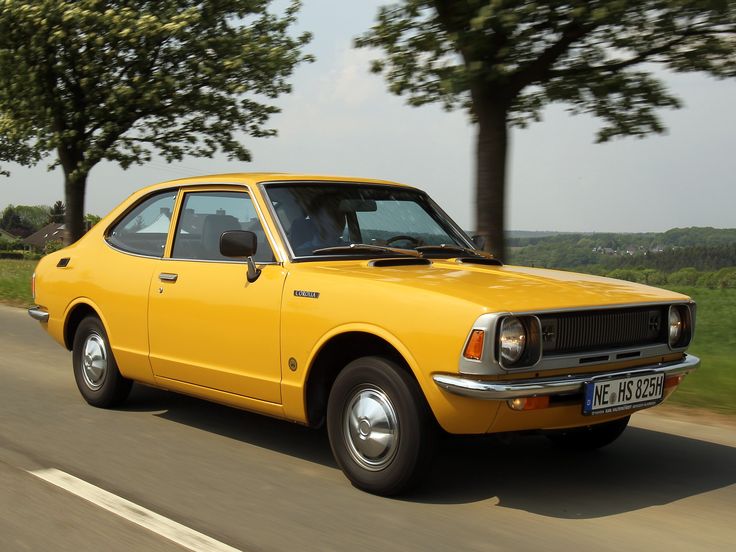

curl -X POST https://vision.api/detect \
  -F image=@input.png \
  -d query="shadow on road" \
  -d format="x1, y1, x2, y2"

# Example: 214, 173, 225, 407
411, 428, 736, 517
122, 384, 335, 468
123, 384, 736, 518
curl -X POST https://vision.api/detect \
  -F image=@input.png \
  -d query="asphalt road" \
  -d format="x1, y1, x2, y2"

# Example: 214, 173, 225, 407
1, 304, 735, 551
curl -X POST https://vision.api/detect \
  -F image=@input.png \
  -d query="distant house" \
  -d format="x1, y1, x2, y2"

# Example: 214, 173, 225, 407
23, 223, 65, 251
0, 228, 18, 242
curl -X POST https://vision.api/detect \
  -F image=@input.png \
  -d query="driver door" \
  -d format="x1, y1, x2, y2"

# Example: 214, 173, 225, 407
147, 187, 285, 404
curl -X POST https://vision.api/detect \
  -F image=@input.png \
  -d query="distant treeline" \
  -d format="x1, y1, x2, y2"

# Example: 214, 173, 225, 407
508, 227, 736, 289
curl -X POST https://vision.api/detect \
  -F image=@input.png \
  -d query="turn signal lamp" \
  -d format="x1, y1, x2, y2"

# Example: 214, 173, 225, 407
508, 396, 550, 411
463, 330, 485, 360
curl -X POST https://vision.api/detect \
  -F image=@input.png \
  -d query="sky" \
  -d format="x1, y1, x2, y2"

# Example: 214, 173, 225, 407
1, 0, 734, 233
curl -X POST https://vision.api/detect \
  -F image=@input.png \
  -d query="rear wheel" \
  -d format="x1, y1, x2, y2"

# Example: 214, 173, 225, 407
72, 316, 132, 408
326, 356, 436, 496
547, 416, 630, 450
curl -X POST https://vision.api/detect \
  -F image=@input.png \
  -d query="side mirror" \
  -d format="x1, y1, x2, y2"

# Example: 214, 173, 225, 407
220, 230, 261, 282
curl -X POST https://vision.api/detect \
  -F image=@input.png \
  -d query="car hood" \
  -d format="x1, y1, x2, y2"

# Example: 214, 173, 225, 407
295, 259, 688, 313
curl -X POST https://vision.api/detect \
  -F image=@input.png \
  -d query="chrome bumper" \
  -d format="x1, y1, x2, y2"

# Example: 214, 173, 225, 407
433, 355, 700, 400
28, 306, 49, 323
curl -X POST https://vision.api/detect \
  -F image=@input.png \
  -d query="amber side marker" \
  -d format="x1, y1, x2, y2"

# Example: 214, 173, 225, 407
463, 330, 485, 360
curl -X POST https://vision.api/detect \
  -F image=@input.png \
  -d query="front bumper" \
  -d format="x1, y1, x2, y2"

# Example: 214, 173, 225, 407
433, 354, 700, 400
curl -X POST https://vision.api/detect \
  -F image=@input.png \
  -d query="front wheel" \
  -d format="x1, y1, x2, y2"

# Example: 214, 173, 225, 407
326, 356, 436, 496
547, 416, 630, 450
72, 316, 132, 408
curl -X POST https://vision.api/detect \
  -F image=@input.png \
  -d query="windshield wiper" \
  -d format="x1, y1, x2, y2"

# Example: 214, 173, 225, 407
312, 244, 421, 257
415, 244, 489, 258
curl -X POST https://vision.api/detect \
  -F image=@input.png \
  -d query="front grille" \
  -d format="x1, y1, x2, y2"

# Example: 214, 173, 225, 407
538, 307, 667, 355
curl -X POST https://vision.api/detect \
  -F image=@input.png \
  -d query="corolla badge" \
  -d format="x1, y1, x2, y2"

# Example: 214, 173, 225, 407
294, 290, 320, 299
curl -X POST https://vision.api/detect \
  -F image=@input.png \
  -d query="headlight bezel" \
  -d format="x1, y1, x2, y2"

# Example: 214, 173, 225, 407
496, 315, 542, 369
667, 303, 693, 349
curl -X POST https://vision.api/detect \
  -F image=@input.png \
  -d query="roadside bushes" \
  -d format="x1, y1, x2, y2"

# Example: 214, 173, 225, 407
604, 267, 736, 289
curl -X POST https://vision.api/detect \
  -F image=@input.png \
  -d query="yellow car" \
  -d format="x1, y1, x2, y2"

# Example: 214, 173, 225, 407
29, 173, 698, 495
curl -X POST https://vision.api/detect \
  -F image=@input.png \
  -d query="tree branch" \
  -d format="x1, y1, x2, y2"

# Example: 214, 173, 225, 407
550, 26, 736, 79
509, 19, 596, 93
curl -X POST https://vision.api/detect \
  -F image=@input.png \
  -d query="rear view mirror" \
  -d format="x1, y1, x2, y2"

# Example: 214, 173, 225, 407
338, 199, 377, 212
220, 230, 261, 282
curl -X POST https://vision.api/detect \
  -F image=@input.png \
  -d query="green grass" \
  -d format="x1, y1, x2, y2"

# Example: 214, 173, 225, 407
0, 260, 733, 413
666, 286, 736, 414
0, 259, 36, 306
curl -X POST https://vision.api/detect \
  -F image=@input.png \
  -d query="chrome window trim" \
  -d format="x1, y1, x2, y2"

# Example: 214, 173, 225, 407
103, 181, 283, 265
169, 188, 279, 265
258, 180, 477, 262
104, 188, 180, 259
458, 301, 695, 376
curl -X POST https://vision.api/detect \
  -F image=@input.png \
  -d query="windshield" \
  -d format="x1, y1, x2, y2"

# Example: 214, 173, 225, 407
264, 183, 473, 258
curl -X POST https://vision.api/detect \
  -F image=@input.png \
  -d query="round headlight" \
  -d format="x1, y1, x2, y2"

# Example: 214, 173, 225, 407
669, 307, 683, 346
500, 317, 526, 364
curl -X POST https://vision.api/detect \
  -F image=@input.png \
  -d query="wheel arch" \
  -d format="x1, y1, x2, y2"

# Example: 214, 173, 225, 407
303, 327, 426, 428
63, 299, 107, 351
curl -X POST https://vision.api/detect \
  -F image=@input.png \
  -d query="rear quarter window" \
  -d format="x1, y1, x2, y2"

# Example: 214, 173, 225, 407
106, 190, 177, 257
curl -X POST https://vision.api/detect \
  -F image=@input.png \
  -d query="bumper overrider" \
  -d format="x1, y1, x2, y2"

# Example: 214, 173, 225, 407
28, 306, 49, 323
433, 355, 700, 400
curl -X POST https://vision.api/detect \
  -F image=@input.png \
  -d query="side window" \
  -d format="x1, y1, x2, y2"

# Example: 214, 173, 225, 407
171, 191, 275, 263
107, 191, 177, 257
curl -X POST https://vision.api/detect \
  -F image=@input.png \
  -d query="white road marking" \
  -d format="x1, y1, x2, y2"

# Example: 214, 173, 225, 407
29, 468, 243, 552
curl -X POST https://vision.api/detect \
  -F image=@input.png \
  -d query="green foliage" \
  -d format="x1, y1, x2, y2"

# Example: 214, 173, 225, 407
0, 0, 312, 242
667, 286, 736, 414
50, 201, 65, 223
0, 204, 51, 237
509, 227, 736, 274
42, 239, 64, 255
358, 1, 735, 140
0, 259, 35, 305
84, 213, 102, 227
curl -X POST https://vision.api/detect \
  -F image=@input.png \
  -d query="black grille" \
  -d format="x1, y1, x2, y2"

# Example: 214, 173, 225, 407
538, 307, 667, 355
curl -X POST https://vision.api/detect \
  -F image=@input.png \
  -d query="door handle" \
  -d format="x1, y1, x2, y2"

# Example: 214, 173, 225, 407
159, 273, 178, 282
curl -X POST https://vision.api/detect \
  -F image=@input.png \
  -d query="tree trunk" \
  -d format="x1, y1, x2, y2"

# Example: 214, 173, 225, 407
474, 100, 509, 261
63, 171, 88, 245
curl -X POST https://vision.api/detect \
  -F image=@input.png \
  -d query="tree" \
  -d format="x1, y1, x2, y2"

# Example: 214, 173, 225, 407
357, 1, 736, 260
50, 200, 65, 223
84, 213, 102, 228
0, 1, 311, 243
0, 204, 52, 237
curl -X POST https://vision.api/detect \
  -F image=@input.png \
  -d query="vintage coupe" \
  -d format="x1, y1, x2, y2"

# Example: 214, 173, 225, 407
30, 173, 698, 495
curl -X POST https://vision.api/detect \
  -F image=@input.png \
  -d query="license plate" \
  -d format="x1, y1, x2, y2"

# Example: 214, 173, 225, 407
583, 373, 665, 416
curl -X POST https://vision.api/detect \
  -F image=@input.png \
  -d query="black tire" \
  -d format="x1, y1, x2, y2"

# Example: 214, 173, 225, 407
326, 356, 436, 496
72, 316, 132, 408
547, 416, 630, 450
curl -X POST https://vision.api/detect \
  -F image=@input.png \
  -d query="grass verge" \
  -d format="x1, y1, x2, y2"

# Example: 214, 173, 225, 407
0, 259, 35, 306
666, 286, 736, 415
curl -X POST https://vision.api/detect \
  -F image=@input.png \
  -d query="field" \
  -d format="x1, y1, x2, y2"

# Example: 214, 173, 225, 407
666, 286, 736, 414
0, 259, 733, 414
0, 259, 35, 306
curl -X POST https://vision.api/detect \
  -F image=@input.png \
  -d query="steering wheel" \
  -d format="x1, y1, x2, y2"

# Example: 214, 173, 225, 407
385, 235, 421, 248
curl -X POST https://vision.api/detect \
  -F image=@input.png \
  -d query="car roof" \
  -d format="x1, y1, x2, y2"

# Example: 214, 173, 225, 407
143, 173, 414, 193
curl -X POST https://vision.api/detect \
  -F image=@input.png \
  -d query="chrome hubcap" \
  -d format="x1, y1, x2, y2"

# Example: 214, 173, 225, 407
81, 333, 107, 391
343, 386, 399, 471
